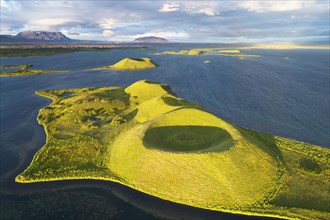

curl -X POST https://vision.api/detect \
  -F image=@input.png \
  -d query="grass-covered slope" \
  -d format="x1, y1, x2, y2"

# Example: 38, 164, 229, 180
91, 58, 157, 70
16, 80, 329, 219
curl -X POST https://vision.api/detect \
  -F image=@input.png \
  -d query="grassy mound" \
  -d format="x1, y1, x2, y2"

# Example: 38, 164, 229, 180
91, 58, 157, 70
16, 80, 330, 219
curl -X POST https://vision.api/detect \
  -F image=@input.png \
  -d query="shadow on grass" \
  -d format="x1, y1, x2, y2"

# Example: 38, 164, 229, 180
143, 125, 234, 152
237, 127, 283, 161
162, 97, 202, 110
124, 109, 138, 121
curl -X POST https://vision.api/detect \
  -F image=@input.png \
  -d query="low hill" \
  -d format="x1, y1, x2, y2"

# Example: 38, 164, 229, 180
91, 58, 157, 70
133, 36, 169, 43
16, 80, 330, 219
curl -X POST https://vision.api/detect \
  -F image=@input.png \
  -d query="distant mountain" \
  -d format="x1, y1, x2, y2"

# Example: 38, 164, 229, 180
16, 31, 71, 41
133, 36, 169, 43
0, 31, 76, 44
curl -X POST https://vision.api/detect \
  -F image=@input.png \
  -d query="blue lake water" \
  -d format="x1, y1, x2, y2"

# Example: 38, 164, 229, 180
0, 45, 329, 219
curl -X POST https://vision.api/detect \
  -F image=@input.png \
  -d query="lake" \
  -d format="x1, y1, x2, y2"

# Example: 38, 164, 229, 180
0, 45, 329, 219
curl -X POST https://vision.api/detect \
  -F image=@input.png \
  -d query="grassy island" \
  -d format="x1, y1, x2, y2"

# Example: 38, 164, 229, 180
16, 80, 329, 219
155, 49, 206, 55
90, 58, 157, 70
217, 49, 260, 57
155, 48, 259, 58
0, 64, 67, 76
218, 53, 260, 57
219, 49, 241, 53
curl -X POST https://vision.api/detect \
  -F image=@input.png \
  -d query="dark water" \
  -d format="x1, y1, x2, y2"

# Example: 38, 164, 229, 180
0, 68, 20, 73
0, 45, 329, 219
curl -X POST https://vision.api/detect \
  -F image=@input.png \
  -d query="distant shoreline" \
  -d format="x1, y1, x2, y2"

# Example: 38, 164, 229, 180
1, 43, 328, 51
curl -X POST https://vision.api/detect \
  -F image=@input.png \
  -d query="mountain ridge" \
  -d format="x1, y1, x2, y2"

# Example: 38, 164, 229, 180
16, 31, 71, 41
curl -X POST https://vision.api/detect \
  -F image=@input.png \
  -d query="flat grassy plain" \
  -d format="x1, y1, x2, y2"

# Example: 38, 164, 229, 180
16, 80, 329, 219
0, 46, 150, 57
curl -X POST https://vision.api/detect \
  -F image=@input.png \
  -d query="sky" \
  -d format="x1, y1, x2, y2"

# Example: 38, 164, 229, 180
0, 0, 329, 43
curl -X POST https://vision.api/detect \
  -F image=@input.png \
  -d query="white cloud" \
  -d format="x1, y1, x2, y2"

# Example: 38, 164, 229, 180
182, 1, 219, 16
30, 1, 74, 7
32, 18, 77, 26
159, 3, 180, 12
67, 31, 80, 35
103, 30, 116, 38
121, 31, 190, 40
159, 1, 219, 16
23, 18, 79, 31
196, 8, 219, 16
239, 1, 315, 12
0, 0, 21, 11
0, 23, 18, 35
99, 18, 119, 29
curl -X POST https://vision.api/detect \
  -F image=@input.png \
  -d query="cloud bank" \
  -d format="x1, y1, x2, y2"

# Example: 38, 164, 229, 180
0, 0, 328, 43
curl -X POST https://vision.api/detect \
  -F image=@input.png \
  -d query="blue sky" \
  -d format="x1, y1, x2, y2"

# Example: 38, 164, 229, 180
0, 0, 329, 43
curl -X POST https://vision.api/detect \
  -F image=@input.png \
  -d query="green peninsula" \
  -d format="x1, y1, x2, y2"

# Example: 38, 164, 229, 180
16, 80, 330, 219
0, 64, 67, 76
91, 58, 157, 70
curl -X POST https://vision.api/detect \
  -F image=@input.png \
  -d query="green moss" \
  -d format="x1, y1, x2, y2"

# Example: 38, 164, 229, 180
16, 80, 330, 219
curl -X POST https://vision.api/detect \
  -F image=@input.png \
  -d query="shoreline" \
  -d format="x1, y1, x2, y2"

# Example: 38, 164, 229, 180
15, 85, 330, 220
15, 176, 289, 220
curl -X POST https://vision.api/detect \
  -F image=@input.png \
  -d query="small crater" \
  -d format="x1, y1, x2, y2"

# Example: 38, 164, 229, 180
143, 125, 234, 152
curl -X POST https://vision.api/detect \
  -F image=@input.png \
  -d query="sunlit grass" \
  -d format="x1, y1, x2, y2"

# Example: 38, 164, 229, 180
16, 80, 330, 219
90, 57, 157, 70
